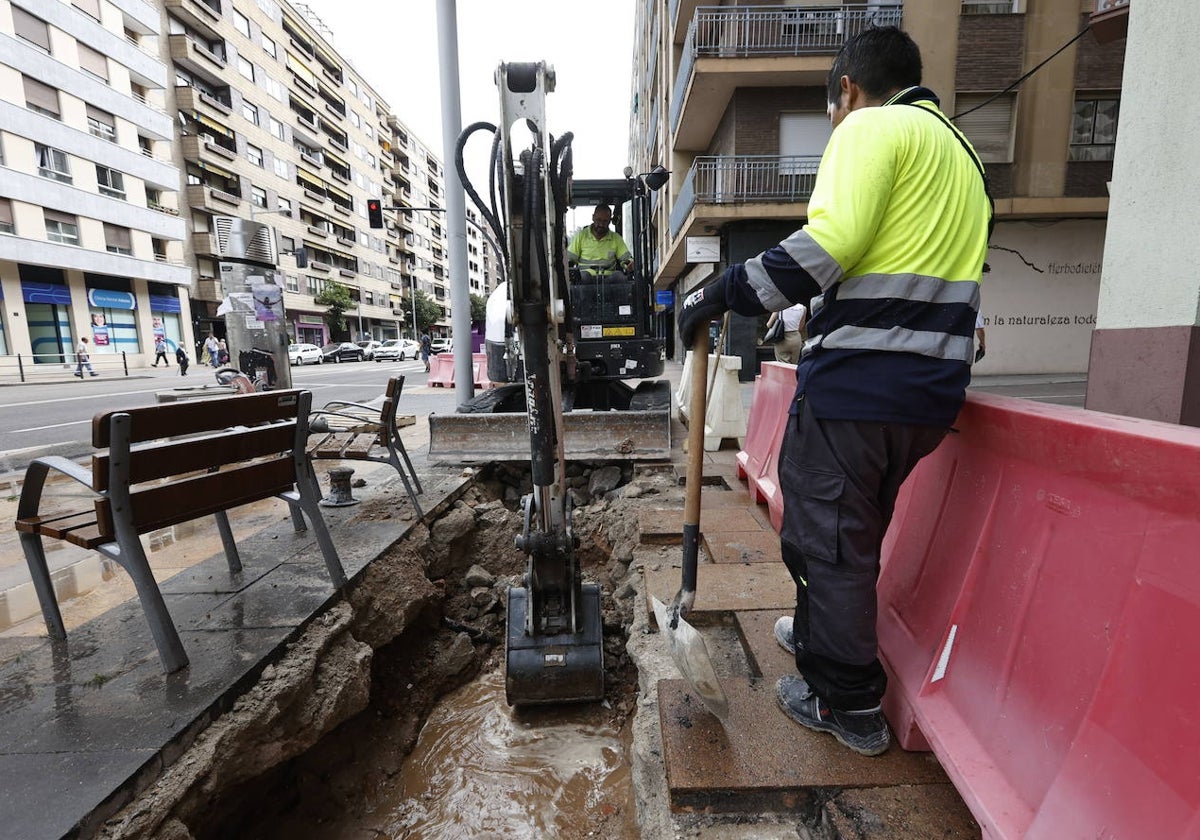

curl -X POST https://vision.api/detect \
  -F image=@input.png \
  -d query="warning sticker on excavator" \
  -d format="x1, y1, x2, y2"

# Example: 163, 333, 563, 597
603, 326, 636, 337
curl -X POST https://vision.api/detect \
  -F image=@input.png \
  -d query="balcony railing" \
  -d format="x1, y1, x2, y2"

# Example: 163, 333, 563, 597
670, 4, 903, 134
670, 155, 822, 238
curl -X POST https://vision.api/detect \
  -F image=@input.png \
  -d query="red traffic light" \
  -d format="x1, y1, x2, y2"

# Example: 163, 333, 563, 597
367, 199, 384, 229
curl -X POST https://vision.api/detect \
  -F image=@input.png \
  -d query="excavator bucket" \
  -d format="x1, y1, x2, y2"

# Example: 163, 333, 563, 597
505, 583, 605, 705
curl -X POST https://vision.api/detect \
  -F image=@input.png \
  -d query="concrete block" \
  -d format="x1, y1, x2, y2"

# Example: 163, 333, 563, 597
644, 563, 794, 622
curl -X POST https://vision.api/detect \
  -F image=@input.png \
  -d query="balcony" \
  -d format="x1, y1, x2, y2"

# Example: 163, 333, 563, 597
191, 231, 218, 255
175, 85, 231, 117
196, 278, 222, 301
670, 4, 901, 151
307, 224, 329, 238
309, 260, 331, 272
164, 0, 222, 36
661, 154, 820, 283
338, 268, 355, 278
169, 34, 227, 84
336, 236, 355, 247
182, 134, 236, 163
186, 183, 241, 212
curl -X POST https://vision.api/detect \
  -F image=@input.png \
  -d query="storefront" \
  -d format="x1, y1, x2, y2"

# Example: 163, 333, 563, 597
20, 265, 74, 364
84, 277, 140, 355
294, 314, 325, 346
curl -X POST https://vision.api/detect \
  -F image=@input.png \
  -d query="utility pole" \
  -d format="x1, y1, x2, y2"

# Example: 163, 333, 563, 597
437, 0, 474, 408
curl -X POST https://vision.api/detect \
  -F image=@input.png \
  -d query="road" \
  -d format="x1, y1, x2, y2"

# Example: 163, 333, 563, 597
0, 358, 461, 458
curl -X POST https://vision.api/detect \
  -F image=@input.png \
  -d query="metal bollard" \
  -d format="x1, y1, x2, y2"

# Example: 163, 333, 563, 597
320, 465, 360, 507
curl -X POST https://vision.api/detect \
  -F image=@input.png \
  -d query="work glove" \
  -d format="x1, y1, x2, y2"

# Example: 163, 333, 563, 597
678, 277, 729, 350
974, 346, 986, 363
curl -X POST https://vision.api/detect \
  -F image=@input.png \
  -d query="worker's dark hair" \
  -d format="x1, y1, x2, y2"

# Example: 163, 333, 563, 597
594, 203, 611, 215
826, 26, 922, 105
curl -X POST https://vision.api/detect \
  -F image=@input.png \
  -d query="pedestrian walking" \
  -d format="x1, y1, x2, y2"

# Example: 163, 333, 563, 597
677, 27, 991, 757
420, 333, 432, 373
216, 339, 230, 367
152, 336, 169, 367
175, 345, 189, 376
204, 333, 220, 367
74, 337, 98, 378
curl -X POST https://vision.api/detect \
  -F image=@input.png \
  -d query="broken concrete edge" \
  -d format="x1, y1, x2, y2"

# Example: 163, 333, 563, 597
83, 468, 478, 840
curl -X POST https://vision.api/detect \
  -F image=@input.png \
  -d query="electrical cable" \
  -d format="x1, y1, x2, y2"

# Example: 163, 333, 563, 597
951, 23, 1094, 122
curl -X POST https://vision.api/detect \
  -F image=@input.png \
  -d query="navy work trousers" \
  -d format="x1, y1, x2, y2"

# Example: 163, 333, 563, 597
779, 397, 946, 711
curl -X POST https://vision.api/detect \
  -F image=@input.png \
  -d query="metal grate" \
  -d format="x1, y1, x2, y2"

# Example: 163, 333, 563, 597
213, 216, 279, 264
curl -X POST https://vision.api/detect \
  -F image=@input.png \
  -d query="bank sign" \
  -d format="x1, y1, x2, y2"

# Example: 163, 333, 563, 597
978, 219, 1104, 376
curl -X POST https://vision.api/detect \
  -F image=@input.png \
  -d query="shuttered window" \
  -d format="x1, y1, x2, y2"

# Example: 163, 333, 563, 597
13, 7, 51, 52
779, 112, 832, 175
0, 199, 14, 235
87, 105, 117, 141
104, 223, 133, 255
953, 93, 1015, 163
72, 0, 102, 20
23, 76, 59, 118
45, 210, 80, 245
79, 42, 109, 81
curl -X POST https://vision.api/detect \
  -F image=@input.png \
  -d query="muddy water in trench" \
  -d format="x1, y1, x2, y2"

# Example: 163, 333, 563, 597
367, 670, 638, 839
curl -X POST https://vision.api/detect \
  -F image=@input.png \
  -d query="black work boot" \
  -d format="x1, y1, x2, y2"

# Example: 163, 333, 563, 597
776, 675, 890, 757
774, 616, 801, 655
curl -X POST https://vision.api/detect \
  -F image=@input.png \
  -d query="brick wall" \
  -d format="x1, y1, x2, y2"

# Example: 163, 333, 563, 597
724, 87, 826, 156
1064, 160, 1114, 197
957, 15, 1026, 90
1074, 16, 1126, 89
986, 163, 1013, 199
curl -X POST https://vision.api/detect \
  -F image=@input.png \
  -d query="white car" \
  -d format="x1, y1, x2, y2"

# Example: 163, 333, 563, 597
375, 338, 420, 361
288, 343, 323, 365
430, 337, 453, 355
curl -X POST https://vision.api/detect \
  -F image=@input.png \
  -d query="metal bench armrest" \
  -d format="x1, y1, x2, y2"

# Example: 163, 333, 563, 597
16, 456, 97, 521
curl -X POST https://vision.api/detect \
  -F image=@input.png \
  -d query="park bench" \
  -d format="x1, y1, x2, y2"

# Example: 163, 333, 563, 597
306, 375, 424, 516
14, 389, 345, 674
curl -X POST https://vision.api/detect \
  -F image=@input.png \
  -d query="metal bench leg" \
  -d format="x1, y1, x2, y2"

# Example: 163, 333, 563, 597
387, 443, 424, 519
214, 511, 243, 574
395, 436, 423, 495
296, 471, 347, 588
107, 543, 189, 674
19, 533, 66, 640
287, 499, 307, 532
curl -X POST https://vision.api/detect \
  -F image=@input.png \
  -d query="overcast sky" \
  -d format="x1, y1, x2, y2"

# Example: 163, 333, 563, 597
297, 0, 637, 195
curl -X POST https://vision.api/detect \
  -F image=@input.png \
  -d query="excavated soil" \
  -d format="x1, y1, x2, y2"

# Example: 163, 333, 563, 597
188, 462, 673, 840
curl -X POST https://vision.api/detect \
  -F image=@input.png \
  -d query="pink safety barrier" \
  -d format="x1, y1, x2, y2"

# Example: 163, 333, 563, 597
427, 353, 455, 387
877, 392, 1200, 839
734, 361, 794, 530
471, 352, 495, 389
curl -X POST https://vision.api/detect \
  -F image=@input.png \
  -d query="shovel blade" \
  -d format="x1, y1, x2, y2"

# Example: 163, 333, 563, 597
652, 596, 729, 720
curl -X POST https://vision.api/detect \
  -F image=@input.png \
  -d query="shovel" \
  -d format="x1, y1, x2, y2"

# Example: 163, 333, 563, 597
652, 324, 730, 720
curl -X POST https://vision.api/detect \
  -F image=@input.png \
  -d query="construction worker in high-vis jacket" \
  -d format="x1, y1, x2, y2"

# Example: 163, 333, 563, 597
567, 203, 633, 278
678, 26, 991, 757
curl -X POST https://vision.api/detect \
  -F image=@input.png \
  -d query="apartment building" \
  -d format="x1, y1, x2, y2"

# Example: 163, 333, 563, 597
630, 0, 1125, 376
0, 0, 188, 363
159, 0, 447, 346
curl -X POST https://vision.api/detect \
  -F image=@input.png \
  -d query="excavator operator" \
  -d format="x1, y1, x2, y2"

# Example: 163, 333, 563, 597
566, 203, 633, 280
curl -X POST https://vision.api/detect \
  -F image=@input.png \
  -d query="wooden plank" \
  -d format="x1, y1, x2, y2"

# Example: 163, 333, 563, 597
96, 457, 295, 535
395, 414, 416, 428
92, 423, 296, 490
15, 510, 106, 548
93, 390, 303, 447
313, 433, 352, 458
344, 434, 376, 458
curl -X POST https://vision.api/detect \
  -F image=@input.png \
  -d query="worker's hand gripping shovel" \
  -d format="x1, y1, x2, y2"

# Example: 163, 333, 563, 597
651, 324, 730, 720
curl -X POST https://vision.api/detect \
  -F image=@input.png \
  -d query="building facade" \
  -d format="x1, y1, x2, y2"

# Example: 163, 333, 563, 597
0, 0, 189, 364
630, 0, 1125, 376
157, 0, 447, 350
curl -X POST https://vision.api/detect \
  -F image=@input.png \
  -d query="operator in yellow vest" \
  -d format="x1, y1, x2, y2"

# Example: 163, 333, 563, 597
678, 26, 991, 757
566, 204, 633, 278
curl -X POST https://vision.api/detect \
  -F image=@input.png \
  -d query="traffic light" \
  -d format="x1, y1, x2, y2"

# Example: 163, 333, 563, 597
367, 198, 384, 229
293, 246, 308, 268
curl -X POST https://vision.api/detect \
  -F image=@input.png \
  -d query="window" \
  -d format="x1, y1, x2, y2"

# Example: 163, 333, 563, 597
1070, 97, 1120, 161
73, 0, 102, 20
278, 197, 292, 216
262, 34, 277, 59
87, 105, 117, 142
238, 55, 255, 81
45, 210, 80, 245
280, 235, 295, 253
284, 273, 299, 292
273, 157, 289, 178
96, 165, 126, 199
251, 185, 267, 207
78, 43, 109, 82
247, 144, 264, 167
234, 10, 251, 38
0, 199, 14, 235
961, 0, 1020, 12
954, 93, 1016, 163
104, 223, 132, 255
269, 116, 285, 140
36, 145, 72, 183
23, 76, 60, 119
13, 7, 51, 52
243, 101, 259, 125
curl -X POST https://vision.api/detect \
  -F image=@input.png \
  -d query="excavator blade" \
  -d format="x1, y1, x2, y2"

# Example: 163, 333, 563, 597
428, 408, 671, 462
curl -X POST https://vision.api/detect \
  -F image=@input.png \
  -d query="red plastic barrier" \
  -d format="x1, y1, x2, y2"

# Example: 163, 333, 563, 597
427, 353, 455, 387
877, 393, 1200, 839
471, 352, 494, 389
734, 362, 794, 530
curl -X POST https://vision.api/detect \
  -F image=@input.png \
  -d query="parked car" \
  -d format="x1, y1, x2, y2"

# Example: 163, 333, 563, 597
320, 342, 364, 363
356, 340, 383, 360
430, 337, 453, 355
288, 343, 323, 366
375, 338, 420, 361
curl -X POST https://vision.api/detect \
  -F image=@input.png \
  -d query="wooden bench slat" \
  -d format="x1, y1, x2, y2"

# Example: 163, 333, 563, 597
344, 434, 377, 458
311, 433, 353, 458
92, 390, 303, 447
95, 456, 296, 536
15, 510, 106, 549
92, 423, 297, 490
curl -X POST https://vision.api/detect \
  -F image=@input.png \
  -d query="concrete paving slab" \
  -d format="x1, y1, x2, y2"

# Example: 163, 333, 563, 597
638, 508, 767, 544
658, 678, 948, 813
0, 748, 158, 840
696, 486, 759, 508
829, 783, 981, 839
644, 563, 795, 623
192, 561, 338, 631
704, 530, 781, 565
735, 610, 797, 679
